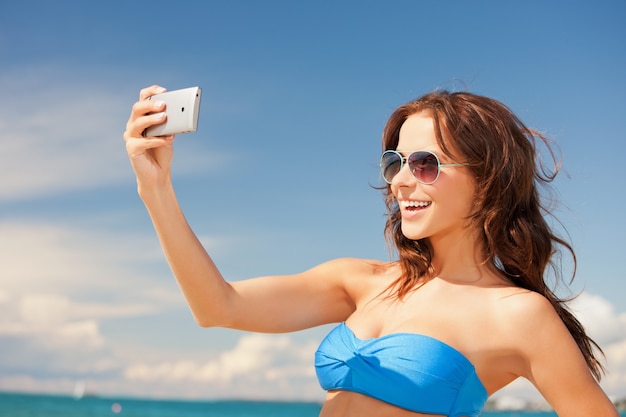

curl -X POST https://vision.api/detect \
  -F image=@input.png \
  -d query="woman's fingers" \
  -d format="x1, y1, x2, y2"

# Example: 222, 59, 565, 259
125, 135, 175, 159
139, 85, 166, 101
123, 85, 171, 158
124, 109, 166, 139
125, 97, 167, 137
125, 84, 168, 137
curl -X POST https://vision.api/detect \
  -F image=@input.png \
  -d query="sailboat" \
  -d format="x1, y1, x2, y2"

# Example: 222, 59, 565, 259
73, 380, 85, 400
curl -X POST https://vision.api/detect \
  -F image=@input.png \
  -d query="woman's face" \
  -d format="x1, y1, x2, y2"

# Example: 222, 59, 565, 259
390, 112, 476, 244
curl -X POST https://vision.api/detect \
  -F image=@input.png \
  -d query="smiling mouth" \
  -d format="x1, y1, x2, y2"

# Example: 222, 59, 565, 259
400, 200, 431, 211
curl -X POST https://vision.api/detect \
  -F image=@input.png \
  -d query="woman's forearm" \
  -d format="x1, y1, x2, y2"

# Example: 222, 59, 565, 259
140, 182, 235, 327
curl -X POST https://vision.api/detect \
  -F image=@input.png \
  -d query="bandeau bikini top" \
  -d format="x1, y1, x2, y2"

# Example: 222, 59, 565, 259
315, 322, 488, 417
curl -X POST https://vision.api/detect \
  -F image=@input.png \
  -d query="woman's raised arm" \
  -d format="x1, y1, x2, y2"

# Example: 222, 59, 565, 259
123, 86, 358, 332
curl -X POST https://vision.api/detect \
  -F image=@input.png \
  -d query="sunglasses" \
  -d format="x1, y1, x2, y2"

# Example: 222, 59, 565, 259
380, 150, 468, 185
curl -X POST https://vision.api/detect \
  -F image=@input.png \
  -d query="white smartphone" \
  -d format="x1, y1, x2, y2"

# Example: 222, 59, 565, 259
144, 87, 202, 137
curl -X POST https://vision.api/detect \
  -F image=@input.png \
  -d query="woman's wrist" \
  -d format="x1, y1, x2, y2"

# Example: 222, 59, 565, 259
137, 178, 176, 207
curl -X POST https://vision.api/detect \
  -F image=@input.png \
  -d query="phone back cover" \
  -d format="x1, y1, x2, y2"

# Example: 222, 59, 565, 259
145, 86, 201, 136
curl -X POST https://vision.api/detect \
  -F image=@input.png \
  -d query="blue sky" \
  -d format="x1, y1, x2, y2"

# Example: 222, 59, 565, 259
0, 0, 625, 407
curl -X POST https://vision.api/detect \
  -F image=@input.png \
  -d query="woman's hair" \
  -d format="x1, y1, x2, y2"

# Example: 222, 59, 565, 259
381, 90, 604, 380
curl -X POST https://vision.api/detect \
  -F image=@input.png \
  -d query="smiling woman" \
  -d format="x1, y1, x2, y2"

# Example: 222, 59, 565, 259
123, 85, 619, 416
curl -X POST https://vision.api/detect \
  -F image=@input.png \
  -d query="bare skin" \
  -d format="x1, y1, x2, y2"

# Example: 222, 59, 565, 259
124, 86, 619, 417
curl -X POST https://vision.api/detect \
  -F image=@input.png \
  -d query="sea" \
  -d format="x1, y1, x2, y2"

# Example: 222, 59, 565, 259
1, 392, 624, 417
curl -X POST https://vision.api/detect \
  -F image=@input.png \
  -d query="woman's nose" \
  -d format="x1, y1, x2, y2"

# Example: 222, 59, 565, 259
392, 161, 417, 186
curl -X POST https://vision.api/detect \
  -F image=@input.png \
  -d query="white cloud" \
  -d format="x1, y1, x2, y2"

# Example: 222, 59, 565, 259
0, 219, 180, 381
0, 216, 326, 401
0, 375, 79, 396
0, 330, 323, 401
119, 332, 321, 400
0, 292, 155, 336
125, 333, 316, 383
0, 76, 131, 201
604, 338, 626, 402
0, 220, 167, 297
0, 68, 231, 202
0, 285, 148, 379
0, 316, 113, 376
569, 292, 626, 345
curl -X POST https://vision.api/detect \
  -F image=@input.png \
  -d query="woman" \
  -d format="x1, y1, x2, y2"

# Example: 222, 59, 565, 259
124, 86, 618, 416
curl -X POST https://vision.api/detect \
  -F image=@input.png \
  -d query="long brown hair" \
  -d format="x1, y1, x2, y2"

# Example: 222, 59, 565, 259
381, 90, 604, 380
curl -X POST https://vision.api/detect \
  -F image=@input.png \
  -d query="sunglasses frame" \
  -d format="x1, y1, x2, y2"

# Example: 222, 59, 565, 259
380, 150, 468, 185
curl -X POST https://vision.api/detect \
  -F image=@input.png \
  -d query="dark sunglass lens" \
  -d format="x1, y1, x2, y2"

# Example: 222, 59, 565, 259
381, 152, 402, 183
408, 152, 439, 183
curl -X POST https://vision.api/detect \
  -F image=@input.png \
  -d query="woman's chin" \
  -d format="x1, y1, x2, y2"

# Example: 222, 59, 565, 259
400, 226, 425, 241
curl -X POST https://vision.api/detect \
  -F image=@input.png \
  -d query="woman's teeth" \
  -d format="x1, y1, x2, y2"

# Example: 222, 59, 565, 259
401, 201, 431, 209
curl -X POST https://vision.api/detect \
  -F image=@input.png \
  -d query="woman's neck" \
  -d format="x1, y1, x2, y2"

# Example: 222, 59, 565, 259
427, 226, 497, 285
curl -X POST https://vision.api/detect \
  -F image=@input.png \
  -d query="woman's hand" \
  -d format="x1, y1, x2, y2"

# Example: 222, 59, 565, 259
123, 85, 175, 193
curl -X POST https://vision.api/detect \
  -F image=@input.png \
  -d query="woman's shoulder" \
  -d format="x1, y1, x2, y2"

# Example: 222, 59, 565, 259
314, 257, 397, 299
492, 287, 557, 318
488, 287, 567, 345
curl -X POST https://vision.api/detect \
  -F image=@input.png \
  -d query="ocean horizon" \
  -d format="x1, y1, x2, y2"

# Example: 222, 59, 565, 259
1, 391, 624, 417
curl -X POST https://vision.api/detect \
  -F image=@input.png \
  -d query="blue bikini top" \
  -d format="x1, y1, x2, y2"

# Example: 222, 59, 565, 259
315, 322, 488, 417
